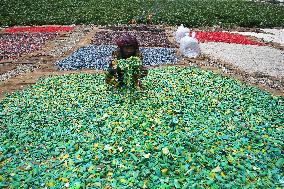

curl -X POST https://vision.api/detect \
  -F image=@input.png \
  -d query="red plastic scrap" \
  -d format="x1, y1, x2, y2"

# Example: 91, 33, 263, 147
195, 31, 264, 46
4, 26, 75, 33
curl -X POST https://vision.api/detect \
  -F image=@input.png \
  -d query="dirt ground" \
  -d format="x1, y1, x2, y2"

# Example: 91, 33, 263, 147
0, 25, 283, 100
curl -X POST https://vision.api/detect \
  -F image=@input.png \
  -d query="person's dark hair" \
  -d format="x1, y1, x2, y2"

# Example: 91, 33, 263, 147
116, 33, 139, 49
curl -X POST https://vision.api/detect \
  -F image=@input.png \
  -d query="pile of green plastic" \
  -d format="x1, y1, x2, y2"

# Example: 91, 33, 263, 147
116, 56, 143, 88
0, 66, 283, 188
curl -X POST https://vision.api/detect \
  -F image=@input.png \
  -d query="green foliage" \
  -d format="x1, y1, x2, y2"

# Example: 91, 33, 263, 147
117, 56, 143, 88
0, 66, 283, 188
0, 0, 284, 28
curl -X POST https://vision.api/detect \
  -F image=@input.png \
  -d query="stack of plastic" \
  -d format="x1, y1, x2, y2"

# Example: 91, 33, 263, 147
174, 24, 190, 43
174, 25, 200, 58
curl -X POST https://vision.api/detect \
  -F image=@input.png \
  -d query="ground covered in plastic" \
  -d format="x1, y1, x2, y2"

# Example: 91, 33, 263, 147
92, 31, 174, 48
0, 66, 283, 188
3, 26, 74, 33
56, 45, 178, 70
0, 33, 58, 61
195, 32, 264, 46
57, 25, 178, 70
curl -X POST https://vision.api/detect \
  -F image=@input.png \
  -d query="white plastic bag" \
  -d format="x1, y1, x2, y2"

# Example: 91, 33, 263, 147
174, 24, 190, 43
180, 32, 200, 58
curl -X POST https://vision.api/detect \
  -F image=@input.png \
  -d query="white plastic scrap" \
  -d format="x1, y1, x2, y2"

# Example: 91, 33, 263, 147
174, 24, 190, 43
180, 32, 200, 58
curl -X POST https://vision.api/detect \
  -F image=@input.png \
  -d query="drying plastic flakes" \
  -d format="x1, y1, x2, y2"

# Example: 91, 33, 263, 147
200, 42, 284, 78
0, 66, 283, 188
56, 45, 116, 70
3, 26, 75, 33
56, 45, 178, 70
0, 33, 58, 61
195, 31, 265, 45
140, 47, 178, 66
0, 65, 38, 82
233, 29, 284, 46
91, 31, 175, 48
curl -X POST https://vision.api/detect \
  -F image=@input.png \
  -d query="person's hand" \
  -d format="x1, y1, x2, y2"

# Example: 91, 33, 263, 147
111, 60, 118, 69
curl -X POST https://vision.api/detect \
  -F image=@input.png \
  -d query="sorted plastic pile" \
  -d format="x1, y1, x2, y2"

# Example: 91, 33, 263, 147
1, 66, 283, 188
92, 31, 174, 48
3, 26, 75, 33
56, 45, 178, 70
0, 33, 57, 61
195, 31, 265, 46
